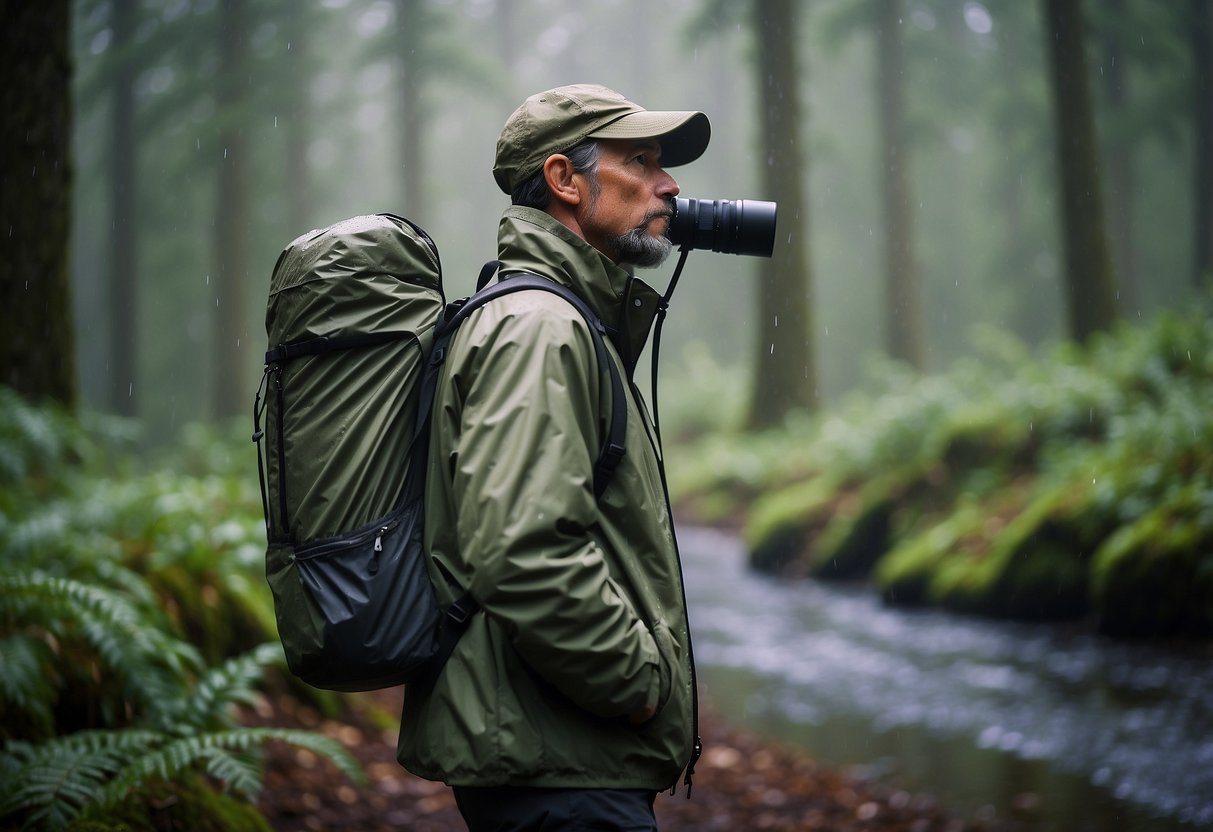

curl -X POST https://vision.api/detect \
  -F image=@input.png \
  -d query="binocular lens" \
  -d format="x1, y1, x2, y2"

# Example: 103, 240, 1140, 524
667, 198, 778, 257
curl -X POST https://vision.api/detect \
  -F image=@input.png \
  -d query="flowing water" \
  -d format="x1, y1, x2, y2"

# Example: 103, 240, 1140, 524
679, 526, 1213, 831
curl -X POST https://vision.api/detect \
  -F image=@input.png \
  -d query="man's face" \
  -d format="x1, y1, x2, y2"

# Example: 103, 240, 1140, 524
577, 138, 680, 268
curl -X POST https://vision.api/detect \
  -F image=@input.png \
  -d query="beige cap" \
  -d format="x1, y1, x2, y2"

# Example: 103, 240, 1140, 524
492, 84, 711, 195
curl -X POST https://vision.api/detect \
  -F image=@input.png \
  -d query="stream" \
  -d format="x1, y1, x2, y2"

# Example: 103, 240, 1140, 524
679, 526, 1213, 831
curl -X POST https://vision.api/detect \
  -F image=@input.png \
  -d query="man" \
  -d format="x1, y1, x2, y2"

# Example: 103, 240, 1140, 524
398, 84, 711, 831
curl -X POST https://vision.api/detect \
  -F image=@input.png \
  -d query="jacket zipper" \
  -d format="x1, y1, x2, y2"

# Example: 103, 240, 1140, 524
627, 374, 702, 797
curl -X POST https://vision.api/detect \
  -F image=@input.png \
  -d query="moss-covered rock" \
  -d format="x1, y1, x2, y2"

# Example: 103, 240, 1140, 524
746, 475, 839, 575
1091, 486, 1213, 637
807, 492, 892, 579
875, 498, 993, 606
801, 476, 899, 580
675, 301, 1213, 637
927, 480, 1110, 621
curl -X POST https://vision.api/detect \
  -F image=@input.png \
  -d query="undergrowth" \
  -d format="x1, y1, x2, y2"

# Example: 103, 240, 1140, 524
0, 392, 362, 830
669, 306, 1213, 636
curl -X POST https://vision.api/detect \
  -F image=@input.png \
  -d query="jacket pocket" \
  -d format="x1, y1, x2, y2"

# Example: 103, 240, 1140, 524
649, 618, 680, 714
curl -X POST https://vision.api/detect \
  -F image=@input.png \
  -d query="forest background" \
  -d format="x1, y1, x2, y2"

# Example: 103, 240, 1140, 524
10, 0, 1207, 433
2, 0, 1212, 829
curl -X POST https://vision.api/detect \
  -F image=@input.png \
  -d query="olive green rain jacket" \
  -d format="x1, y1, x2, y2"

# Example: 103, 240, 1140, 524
397, 206, 695, 790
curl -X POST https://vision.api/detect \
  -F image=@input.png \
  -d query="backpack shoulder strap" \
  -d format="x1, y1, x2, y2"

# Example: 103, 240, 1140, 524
431, 265, 626, 498
414, 266, 629, 682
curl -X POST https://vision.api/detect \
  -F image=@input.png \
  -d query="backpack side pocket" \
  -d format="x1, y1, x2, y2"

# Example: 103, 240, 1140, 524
266, 499, 441, 691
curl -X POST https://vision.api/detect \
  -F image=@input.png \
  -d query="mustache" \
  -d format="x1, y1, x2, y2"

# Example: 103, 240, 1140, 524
637, 204, 675, 231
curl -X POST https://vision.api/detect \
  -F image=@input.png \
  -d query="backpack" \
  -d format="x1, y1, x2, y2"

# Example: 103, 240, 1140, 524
253, 213, 625, 692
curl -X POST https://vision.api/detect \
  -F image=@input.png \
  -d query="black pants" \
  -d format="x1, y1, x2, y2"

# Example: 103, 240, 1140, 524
452, 786, 659, 832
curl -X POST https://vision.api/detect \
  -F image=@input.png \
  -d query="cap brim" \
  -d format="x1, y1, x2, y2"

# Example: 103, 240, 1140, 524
588, 110, 711, 167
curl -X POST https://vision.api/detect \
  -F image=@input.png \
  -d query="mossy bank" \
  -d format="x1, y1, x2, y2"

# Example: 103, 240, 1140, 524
669, 307, 1213, 639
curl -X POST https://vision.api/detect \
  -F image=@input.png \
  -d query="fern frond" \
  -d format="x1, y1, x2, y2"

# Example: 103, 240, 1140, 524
89, 555, 163, 611
5, 763, 103, 830
94, 727, 366, 808
0, 730, 160, 830
2, 723, 364, 826
201, 747, 263, 798
0, 723, 318, 829
0, 571, 202, 717
2, 571, 150, 644
204, 727, 365, 787
232, 727, 368, 788
0, 386, 104, 498
0, 388, 66, 485
0, 634, 57, 738
156, 642, 283, 732
5, 729, 165, 761
0, 501, 72, 564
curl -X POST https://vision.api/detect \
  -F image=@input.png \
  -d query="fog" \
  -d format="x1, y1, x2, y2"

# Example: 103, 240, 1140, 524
68, 0, 1204, 437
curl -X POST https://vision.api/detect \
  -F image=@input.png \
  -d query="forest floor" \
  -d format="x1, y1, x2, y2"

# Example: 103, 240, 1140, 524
248, 685, 1031, 832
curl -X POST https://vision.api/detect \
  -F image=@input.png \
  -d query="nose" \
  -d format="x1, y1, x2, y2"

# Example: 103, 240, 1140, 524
656, 168, 679, 199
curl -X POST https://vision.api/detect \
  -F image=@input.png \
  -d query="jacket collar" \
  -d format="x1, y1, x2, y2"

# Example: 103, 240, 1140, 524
496, 206, 662, 373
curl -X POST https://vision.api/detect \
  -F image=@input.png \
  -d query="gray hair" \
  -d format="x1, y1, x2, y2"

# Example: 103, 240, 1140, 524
511, 141, 602, 208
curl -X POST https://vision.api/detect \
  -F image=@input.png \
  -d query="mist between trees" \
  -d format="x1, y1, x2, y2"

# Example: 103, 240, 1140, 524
3, 0, 1210, 440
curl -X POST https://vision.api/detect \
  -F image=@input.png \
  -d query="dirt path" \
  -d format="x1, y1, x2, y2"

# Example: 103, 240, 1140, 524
251, 687, 1024, 832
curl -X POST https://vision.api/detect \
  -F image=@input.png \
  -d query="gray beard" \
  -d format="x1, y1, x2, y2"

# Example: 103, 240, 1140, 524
609, 213, 674, 268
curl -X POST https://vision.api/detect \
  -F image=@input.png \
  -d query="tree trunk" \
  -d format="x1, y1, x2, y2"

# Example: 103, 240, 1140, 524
212, 0, 251, 420
1100, 0, 1137, 312
396, 0, 423, 212
109, 0, 139, 416
0, 0, 76, 408
876, 0, 925, 370
1194, 0, 1213, 289
282, 6, 311, 236
747, 0, 816, 430
1042, 0, 1119, 343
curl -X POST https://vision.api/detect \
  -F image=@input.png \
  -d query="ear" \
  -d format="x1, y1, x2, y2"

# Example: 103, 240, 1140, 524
542, 154, 583, 208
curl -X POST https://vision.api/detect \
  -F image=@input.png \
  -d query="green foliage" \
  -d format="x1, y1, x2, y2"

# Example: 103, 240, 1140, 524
655, 341, 750, 441
0, 387, 137, 502
0, 636, 363, 830
0, 572, 202, 737
1, 701, 363, 831
924, 479, 1103, 620
71, 772, 272, 832
674, 306, 1213, 636
1, 400, 275, 667
1092, 482, 1213, 636
0, 389, 365, 829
